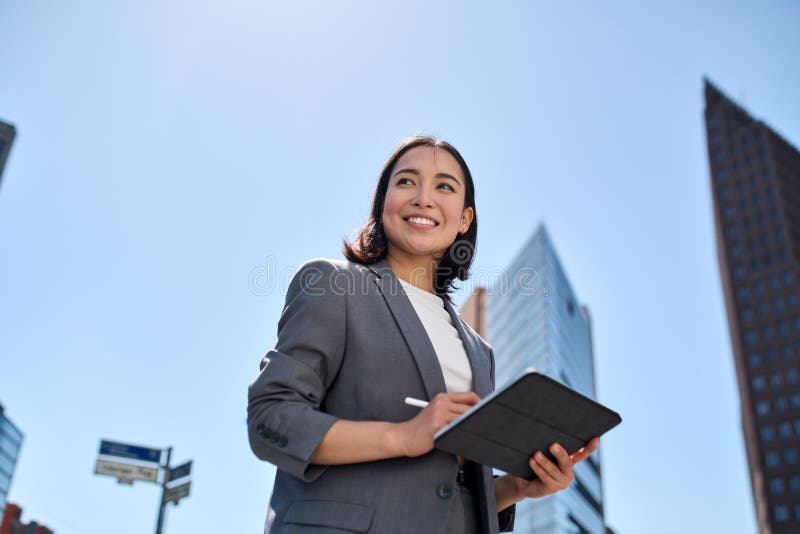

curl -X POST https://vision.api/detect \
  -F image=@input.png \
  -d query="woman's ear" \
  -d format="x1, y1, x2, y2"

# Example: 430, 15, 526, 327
460, 207, 474, 234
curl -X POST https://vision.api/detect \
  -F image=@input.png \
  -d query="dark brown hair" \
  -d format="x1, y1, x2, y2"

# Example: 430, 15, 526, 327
342, 135, 478, 301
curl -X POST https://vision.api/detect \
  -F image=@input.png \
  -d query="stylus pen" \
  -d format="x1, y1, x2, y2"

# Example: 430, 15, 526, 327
404, 397, 429, 409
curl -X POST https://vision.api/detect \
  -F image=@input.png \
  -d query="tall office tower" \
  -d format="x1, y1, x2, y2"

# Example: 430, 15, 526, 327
705, 79, 800, 533
0, 404, 23, 517
461, 224, 605, 533
0, 120, 15, 188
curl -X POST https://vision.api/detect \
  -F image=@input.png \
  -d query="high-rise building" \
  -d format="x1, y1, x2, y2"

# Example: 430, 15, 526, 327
0, 120, 15, 188
0, 404, 23, 518
461, 224, 606, 533
705, 78, 800, 533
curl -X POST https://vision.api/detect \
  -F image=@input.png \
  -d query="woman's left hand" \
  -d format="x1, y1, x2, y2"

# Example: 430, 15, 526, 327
510, 437, 600, 499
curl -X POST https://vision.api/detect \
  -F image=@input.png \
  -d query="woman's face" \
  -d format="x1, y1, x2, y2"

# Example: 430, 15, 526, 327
381, 145, 474, 266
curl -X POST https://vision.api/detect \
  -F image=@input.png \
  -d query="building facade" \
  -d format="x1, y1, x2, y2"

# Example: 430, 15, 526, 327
461, 224, 606, 533
705, 79, 800, 533
0, 404, 23, 518
1, 503, 54, 534
0, 120, 15, 189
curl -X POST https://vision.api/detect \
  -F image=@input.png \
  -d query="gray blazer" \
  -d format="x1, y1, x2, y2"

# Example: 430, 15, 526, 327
247, 258, 514, 533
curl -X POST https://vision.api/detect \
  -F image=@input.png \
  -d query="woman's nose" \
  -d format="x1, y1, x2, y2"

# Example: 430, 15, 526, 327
412, 186, 433, 207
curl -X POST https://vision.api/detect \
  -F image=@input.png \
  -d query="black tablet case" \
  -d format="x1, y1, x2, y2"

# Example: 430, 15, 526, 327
434, 370, 622, 480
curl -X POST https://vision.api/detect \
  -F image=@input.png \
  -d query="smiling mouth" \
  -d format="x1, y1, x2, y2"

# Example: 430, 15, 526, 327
404, 216, 439, 227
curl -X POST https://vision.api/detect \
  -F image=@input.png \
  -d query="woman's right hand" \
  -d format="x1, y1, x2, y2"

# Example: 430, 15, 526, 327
395, 392, 481, 457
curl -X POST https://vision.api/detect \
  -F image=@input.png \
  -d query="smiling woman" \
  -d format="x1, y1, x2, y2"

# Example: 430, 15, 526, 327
247, 135, 596, 534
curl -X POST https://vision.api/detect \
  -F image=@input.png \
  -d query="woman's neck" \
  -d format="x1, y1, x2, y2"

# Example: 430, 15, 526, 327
385, 252, 438, 294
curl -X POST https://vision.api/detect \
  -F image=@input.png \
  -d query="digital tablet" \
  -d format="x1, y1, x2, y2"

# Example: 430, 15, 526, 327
433, 368, 622, 479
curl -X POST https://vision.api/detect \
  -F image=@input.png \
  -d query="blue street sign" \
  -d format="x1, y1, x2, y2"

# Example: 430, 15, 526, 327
167, 460, 192, 483
99, 439, 162, 464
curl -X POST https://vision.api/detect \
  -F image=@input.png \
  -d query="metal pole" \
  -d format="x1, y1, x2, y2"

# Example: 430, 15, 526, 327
155, 446, 172, 534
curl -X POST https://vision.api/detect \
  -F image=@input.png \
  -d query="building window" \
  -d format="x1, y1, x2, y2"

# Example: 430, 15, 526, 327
770, 371, 783, 388
794, 419, 800, 435
737, 287, 751, 300
726, 224, 738, 238
766, 451, 780, 467
774, 298, 785, 313
779, 322, 790, 337
790, 475, 800, 491
785, 449, 799, 465
753, 376, 766, 391
791, 394, 800, 410
776, 397, 789, 412
757, 400, 771, 415
761, 425, 775, 442
775, 505, 789, 522
734, 266, 746, 279
771, 478, 785, 494
748, 353, 762, 368
780, 422, 793, 438
788, 369, 799, 384
753, 376, 767, 391
746, 331, 759, 345
765, 326, 777, 341
723, 205, 736, 219
768, 350, 780, 364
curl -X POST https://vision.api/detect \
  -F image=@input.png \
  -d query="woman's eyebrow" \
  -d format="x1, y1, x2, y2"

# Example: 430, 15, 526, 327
392, 168, 462, 185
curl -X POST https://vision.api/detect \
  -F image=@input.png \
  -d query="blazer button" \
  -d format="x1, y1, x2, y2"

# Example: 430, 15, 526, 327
436, 484, 453, 499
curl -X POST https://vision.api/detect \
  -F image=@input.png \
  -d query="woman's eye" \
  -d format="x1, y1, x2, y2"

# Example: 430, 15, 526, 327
397, 178, 413, 185
438, 183, 455, 191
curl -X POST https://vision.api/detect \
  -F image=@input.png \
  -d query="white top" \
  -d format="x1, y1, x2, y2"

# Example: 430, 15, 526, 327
398, 279, 473, 393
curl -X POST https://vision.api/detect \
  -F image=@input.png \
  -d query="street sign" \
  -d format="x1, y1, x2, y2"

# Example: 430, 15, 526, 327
95, 458, 159, 483
99, 439, 162, 463
163, 481, 191, 504
167, 460, 192, 483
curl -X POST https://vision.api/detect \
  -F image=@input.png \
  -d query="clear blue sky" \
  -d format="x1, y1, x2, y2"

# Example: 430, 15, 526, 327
1, 1, 799, 533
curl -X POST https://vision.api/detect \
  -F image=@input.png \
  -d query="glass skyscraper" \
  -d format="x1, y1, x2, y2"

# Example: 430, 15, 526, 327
705, 79, 800, 534
0, 402, 24, 517
462, 223, 606, 533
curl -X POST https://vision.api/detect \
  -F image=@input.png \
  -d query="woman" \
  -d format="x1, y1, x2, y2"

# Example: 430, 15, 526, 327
247, 136, 599, 533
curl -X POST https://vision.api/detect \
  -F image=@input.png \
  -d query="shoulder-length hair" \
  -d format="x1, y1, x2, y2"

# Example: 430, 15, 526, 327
342, 135, 478, 302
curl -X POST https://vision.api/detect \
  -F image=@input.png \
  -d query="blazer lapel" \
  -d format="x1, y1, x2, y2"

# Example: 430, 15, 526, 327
442, 298, 493, 398
368, 259, 493, 399
368, 259, 447, 401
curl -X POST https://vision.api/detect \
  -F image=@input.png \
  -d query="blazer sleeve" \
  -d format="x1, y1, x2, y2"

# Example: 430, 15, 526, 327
247, 259, 346, 481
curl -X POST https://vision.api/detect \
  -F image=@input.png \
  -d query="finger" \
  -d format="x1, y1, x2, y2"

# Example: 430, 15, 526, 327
532, 451, 568, 485
571, 437, 600, 463
549, 443, 573, 472
528, 454, 559, 487
445, 391, 481, 405
447, 402, 474, 414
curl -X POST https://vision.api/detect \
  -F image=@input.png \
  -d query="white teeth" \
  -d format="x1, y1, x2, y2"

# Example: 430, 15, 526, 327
407, 217, 437, 226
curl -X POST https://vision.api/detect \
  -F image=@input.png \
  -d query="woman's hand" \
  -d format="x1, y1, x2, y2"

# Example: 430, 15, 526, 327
395, 392, 480, 457
507, 437, 600, 500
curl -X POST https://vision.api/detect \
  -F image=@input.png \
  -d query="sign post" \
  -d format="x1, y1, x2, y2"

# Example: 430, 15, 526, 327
155, 446, 172, 534
93, 439, 192, 534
